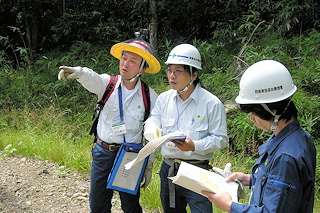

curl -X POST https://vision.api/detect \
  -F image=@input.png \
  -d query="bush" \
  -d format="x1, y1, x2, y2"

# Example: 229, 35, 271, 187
0, 30, 319, 211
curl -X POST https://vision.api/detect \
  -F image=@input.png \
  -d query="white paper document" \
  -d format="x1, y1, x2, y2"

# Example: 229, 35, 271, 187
169, 161, 239, 202
125, 131, 186, 170
107, 145, 148, 195
110, 152, 144, 191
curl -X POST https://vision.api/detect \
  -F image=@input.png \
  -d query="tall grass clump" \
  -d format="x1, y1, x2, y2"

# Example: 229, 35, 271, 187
0, 107, 93, 173
140, 150, 162, 212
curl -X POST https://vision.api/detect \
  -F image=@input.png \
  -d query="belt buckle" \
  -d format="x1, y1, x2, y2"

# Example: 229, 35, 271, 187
173, 159, 182, 164
108, 145, 118, 151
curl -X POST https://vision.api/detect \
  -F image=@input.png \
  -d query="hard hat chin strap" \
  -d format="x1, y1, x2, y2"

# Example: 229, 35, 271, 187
122, 73, 141, 82
261, 100, 291, 131
261, 103, 279, 131
178, 65, 195, 93
178, 79, 194, 93
122, 59, 145, 83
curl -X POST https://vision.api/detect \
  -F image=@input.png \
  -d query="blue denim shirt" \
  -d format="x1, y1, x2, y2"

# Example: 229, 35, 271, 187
231, 120, 316, 213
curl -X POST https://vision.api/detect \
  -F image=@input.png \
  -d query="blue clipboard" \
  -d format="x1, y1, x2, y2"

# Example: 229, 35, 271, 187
107, 143, 148, 195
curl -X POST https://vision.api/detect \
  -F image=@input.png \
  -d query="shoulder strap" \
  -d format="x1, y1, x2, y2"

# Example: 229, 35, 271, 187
89, 75, 119, 136
141, 81, 150, 122
99, 75, 119, 110
90, 77, 150, 136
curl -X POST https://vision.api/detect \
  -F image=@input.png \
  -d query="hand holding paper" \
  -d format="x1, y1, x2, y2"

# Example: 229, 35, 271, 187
212, 163, 247, 199
125, 131, 186, 170
168, 161, 239, 202
212, 163, 232, 178
143, 121, 162, 141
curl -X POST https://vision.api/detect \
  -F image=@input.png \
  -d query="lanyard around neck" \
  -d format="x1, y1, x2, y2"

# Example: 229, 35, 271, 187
118, 85, 124, 122
117, 85, 126, 142
168, 97, 193, 132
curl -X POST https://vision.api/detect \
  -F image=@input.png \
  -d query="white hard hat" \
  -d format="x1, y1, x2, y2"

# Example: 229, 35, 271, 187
165, 44, 202, 70
236, 60, 297, 104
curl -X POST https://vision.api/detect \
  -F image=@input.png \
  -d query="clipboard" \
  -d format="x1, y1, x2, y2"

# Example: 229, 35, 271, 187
169, 135, 186, 142
107, 143, 148, 195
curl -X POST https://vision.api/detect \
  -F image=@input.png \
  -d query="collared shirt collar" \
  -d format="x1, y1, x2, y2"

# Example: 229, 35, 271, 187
118, 75, 141, 90
173, 83, 201, 104
258, 120, 300, 156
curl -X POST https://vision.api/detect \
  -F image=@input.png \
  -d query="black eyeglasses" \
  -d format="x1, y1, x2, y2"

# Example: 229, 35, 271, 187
166, 69, 188, 76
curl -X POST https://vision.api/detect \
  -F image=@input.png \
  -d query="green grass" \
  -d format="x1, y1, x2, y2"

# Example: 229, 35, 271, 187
0, 107, 319, 212
140, 150, 163, 212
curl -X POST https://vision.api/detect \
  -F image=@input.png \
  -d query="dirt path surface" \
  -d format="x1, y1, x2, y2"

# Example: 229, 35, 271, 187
0, 153, 122, 213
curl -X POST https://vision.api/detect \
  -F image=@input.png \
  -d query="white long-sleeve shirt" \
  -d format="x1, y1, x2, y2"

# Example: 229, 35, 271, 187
77, 67, 158, 144
146, 84, 228, 160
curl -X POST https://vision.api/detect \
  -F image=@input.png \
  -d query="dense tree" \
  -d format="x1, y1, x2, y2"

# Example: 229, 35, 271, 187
1, 0, 319, 66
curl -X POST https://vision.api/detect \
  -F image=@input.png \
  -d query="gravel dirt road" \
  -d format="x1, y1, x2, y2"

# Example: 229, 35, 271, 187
0, 153, 123, 213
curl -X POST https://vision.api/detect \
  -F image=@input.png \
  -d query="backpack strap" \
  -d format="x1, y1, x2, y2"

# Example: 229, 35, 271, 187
99, 75, 119, 110
141, 81, 150, 122
90, 75, 118, 136
89, 77, 151, 136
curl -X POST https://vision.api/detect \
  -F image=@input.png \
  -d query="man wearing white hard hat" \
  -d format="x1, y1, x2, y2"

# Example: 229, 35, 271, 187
58, 31, 160, 213
144, 44, 228, 212
202, 60, 316, 213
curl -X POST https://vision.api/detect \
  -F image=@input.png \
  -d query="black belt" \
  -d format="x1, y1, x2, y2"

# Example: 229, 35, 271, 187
96, 138, 120, 151
168, 158, 209, 165
164, 158, 210, 208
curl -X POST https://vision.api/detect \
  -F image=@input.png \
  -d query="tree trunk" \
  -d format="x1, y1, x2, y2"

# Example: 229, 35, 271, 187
22, 2, 33, 63
62, 0, 65, 16
22, 1, 40, 62
149, 0, 158, 56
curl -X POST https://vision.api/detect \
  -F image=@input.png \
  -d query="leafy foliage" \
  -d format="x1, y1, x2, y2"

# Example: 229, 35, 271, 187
2, 29, 319, 148
1, 144, 17, 158
1, 0, 320, 66
0, 1, 319, 210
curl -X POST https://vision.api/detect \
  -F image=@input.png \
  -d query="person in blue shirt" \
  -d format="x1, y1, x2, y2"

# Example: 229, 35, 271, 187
202, 60, 316, 213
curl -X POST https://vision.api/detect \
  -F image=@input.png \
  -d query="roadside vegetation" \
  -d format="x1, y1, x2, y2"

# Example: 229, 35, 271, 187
1, 0, 319, 211
1, 30, 319, 211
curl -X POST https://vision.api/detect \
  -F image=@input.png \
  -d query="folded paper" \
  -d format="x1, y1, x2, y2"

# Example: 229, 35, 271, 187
169, 161, 239, 202
125, 131, 186, 170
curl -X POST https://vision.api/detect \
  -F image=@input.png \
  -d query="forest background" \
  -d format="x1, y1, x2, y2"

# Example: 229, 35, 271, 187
0, 0, 319, 212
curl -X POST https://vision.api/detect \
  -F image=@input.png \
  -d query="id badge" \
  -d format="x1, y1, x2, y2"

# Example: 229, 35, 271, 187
112, 122, 127, 135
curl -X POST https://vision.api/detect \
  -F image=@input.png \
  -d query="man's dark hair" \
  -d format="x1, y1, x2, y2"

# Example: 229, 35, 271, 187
240, 99, 298, 122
